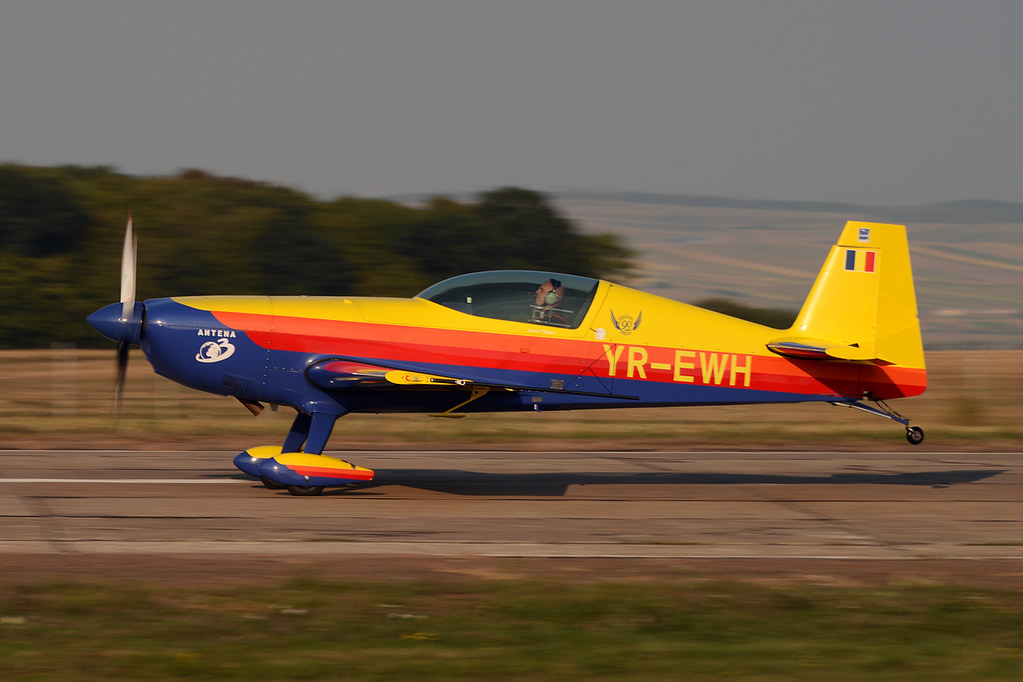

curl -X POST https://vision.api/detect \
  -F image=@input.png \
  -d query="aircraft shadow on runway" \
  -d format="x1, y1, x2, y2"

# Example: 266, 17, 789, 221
331, 468, 1006, 497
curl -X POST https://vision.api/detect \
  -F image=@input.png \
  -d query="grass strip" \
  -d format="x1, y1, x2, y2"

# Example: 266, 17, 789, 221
3, 577, 1023, 680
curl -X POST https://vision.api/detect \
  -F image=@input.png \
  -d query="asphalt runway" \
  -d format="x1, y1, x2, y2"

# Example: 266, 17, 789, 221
2, 448, 1023, 584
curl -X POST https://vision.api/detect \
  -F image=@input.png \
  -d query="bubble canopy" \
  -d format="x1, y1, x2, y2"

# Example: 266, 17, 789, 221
416, 270, 601, 329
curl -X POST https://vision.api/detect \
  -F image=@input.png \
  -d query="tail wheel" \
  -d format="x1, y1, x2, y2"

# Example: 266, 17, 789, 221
906, 426, 925, 445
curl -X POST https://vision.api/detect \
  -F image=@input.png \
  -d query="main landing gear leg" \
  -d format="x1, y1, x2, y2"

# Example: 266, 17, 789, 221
302, 411, 340, 456
281, 412, 313, 453
830, 398, 925, 445
278, 410, 343, 455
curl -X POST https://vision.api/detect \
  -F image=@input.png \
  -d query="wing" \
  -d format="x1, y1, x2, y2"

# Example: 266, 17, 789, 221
305, 356, 639, 400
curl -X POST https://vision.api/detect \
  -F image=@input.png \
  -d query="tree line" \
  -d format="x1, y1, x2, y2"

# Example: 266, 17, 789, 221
0, 164, 634, 348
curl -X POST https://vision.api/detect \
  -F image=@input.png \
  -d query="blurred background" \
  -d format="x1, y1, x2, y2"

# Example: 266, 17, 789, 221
1, 1, 1020, 446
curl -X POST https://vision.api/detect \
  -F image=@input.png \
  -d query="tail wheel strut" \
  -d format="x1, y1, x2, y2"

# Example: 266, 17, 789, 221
830, 398, 925, 445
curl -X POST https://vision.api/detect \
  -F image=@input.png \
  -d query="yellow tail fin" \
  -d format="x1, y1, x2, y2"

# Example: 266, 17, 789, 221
773, 221, 925, 370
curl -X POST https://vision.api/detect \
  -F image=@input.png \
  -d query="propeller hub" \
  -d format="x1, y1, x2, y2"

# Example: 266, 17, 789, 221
87, 302, 143, 345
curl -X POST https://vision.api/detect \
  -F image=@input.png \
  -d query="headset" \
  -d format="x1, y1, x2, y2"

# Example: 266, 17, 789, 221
544, 279, 563, 306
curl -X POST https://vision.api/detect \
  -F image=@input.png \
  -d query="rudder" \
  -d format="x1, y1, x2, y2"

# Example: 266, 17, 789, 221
785, 221, 925, 371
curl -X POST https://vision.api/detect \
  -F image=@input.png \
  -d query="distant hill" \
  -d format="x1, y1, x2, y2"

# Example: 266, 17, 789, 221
553, 191, 1023, 224
397, 190, 1023, 225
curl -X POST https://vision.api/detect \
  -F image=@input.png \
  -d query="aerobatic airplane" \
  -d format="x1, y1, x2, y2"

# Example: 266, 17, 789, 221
88, 218, 926, 495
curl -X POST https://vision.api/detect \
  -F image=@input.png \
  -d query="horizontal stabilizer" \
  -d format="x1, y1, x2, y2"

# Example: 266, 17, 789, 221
766, 337, 889, 363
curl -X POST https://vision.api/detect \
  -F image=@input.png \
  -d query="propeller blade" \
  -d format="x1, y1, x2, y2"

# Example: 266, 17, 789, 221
120, 212, 136, 320
115, 339, 129, 418
115, 211, 136, 422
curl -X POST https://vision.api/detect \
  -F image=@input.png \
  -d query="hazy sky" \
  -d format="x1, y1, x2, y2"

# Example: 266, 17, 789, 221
3, 1, 1022, 205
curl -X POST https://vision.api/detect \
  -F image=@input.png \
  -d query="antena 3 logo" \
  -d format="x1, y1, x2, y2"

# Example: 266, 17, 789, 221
195, 329, 237, 363
196, 339, 235, 363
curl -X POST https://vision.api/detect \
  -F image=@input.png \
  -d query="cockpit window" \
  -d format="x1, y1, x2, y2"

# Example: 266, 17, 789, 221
417, 270, 600, 329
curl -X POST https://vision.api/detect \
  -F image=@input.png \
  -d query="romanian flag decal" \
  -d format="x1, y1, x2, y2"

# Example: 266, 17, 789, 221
844, 249, 876, 273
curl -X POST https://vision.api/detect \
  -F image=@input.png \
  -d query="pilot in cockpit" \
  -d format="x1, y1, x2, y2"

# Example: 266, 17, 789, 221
531, 278, 569, 326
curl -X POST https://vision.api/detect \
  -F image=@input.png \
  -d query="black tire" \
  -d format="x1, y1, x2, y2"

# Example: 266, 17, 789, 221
286, 485, 325, 496
906, 426, 925, 445
260, 476, 285, 490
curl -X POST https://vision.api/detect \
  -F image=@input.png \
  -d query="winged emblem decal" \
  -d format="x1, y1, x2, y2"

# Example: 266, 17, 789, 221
610, 309, 642, 335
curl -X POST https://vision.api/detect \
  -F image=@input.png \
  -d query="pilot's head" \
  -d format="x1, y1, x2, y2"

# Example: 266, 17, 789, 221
535, 278, 564, 307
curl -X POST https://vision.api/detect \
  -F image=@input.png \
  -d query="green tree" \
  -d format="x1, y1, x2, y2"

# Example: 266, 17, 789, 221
315, 197, 426, 295
474, 187, 633, 278
0, 167, 635, 347
395, 196, 502, 285
0, 166, 89, 257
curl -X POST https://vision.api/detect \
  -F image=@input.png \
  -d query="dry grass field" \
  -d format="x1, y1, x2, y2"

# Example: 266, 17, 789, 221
1, 348, 1018, 451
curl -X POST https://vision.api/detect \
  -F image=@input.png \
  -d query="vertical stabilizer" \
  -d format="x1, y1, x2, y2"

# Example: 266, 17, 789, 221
787, 221, 925, 370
